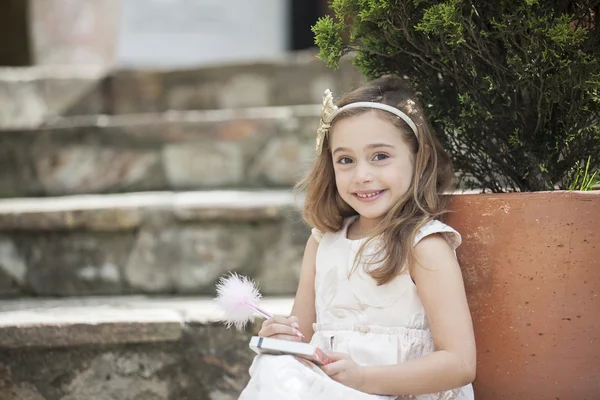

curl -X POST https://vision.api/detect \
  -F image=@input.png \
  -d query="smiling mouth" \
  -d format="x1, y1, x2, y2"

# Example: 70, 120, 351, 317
353, 190, 384, 199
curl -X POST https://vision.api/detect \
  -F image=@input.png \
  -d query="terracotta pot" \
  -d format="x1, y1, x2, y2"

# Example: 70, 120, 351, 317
445, 191, 600, 400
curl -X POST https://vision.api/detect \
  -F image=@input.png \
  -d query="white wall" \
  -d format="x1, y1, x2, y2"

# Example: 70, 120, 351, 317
115, 0, 290, 68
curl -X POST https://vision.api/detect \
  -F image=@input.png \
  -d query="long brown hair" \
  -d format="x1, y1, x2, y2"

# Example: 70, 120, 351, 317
295, 76, 454, 285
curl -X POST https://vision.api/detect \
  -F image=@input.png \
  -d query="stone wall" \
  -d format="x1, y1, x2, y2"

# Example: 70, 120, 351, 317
0, 107, 318, 197
0, 325, 253, 400
0, 191, 308, 297
0, 54, 362, 129
104, 56, 362, 114
0, 297, 281, 400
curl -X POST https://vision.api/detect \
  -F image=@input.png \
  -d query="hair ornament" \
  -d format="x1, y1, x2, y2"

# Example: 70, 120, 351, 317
316, 89, 338, 155
315, 89, 419, 155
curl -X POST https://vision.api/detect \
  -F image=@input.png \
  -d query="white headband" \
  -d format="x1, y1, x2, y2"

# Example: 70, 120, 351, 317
316, 89, 419, 155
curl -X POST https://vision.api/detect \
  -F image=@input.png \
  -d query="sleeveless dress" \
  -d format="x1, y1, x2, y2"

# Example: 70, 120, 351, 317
239, 217, 475, 400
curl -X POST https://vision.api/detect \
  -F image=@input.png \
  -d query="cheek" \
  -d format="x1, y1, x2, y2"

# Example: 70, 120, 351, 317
388, 165, 413, 187
334, 171, 344, 188
333, 168, 350, 190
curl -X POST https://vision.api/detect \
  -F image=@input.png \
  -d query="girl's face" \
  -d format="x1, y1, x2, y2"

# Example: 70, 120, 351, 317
329, 111, 415, 230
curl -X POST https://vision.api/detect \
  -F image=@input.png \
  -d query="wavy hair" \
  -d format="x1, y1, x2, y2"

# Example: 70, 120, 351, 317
295, 76, 454, 285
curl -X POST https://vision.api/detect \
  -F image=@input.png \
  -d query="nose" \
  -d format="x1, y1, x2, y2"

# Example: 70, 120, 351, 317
354, 161, 373, 183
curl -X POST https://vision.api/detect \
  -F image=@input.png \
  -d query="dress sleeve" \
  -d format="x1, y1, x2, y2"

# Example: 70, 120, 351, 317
311, 228, 324, 243
414, 220, 462, 250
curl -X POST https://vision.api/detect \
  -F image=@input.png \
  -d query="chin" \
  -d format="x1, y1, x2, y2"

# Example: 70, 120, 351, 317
353, 208, 388, 221
362, 213, 388, 222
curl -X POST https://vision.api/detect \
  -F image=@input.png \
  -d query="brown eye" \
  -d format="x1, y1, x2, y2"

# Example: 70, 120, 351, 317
373, 153, 390, 161
337, 157, 353, 165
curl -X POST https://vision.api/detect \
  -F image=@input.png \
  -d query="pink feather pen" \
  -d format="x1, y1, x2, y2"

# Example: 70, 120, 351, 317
214, 273, 305, 339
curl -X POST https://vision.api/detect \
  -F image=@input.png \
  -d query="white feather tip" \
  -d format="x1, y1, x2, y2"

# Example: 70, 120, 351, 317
215, 273, 263, 330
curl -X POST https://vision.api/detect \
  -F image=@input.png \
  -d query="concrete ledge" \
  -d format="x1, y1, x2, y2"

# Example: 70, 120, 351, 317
0, 309, 182, 349
43, 104, 321, 129
0, 190, 299, 231
0, 296, 293, 349
174, 191, 302, 222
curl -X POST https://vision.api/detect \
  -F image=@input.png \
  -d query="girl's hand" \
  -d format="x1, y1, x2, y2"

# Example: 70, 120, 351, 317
321, 352, 366, 392
258, 315, 304, 341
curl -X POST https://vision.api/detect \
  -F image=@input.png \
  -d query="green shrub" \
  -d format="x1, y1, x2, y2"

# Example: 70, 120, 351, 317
313, 0, 600, 192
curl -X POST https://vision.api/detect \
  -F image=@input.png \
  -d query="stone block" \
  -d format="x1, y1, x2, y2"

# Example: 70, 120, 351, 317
162, 142, 243, 189
35, 146, 162, 195
125, 226, 250, 293
257, 226, 306, 295
217, 73, 271, 109
248, 136, 314, 185
0, 136, 39, 198
106, 71, 165, 114
13, 232, 135, 296
0, 67, 106, 129
0, 237, 26, 297
0, 79, 48, 128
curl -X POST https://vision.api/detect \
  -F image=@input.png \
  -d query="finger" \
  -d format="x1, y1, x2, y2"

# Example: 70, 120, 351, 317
258, 323, 299, 338
287, 315, 300, 329
262, 315, 292, 327
321, 360, 344, 377
295, 356, 314, 369
271, 333, 303, 342
285, 316, 306, 339
260, 315, 292, 332
326, 352, 350, 362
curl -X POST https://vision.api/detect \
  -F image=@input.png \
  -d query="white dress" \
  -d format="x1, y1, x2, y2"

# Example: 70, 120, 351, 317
239, 217, 474, 400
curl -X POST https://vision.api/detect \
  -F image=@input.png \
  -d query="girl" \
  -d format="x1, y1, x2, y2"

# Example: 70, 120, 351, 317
239, 76, 476, 399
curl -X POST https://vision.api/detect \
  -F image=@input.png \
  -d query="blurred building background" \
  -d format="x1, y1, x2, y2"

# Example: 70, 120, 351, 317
0, 0, 330, 67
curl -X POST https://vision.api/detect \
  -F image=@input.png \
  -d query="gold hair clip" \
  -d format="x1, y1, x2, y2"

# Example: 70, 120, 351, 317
316, 89, 338, 155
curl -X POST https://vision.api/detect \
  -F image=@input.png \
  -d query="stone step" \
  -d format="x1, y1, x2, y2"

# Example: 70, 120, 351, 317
0, 52, 362, 128
0, 190, 308, 298
0, 296, 293, 399
0, 105, 319, 198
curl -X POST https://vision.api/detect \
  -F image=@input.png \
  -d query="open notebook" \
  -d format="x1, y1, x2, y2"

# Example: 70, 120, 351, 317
249, 336, 335, 366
